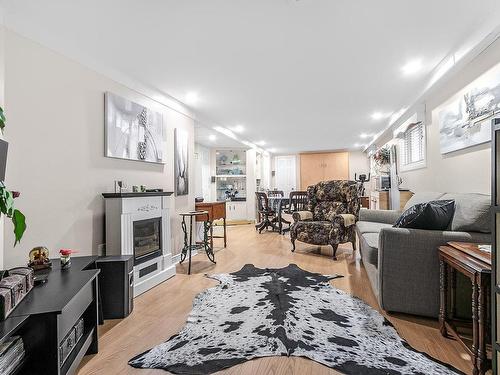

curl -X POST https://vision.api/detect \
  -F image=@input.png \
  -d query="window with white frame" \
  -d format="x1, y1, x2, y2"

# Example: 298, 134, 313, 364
400, 121, 426, 170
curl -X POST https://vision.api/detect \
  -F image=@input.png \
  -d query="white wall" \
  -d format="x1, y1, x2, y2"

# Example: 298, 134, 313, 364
0, 21, 5, 269
194, 143, 211, 200
274, 151, 370, 191
3, 30, 195, 267
348, 150, 370, 180
348, 150, 371, 194
390, 39, 500, 194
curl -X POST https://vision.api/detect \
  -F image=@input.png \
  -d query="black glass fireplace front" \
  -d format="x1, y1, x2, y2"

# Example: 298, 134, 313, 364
133, 217, 162, 265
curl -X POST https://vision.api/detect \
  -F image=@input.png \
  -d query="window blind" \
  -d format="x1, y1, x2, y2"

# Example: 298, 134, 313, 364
402, 122, 424, 166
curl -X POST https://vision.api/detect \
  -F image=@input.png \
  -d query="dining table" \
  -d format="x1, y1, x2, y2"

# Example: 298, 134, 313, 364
267, 196, 290, 234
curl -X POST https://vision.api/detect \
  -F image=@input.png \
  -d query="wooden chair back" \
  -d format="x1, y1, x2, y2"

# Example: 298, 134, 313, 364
288, 191, 308, 212
255, 192, 270, 212
267, 190, 284, 197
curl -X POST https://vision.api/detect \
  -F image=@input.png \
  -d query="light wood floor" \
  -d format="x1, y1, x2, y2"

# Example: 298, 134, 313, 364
77, 224, 473, 375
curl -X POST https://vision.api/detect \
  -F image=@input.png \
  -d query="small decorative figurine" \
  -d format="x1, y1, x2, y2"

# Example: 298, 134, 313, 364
140, 185, 147, 192
132, 185, 139, 192
60, 249, 77, 269
28, 246, 52, 270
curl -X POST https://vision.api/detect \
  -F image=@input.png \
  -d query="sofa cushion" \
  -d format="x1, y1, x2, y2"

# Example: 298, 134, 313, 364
441, 193, 491, 233
394, 200, 455, 231
359, 232, 379, 267
356, 221, 393, 234
403, 192, 445, 211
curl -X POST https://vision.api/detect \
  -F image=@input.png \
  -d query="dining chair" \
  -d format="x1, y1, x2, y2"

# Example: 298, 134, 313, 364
255, 192, 276, 233
281, 191, 308, 234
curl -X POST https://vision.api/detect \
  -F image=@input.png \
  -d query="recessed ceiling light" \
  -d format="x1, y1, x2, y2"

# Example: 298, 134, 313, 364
209, 134, 216, 141
360, 133, 370, 139
256, 140, 266, 146
231, 125, 245, 133
402, 59, 423, 75
268, 148, 277, 153
185, 91, 199, 105
371, 111, 392, 120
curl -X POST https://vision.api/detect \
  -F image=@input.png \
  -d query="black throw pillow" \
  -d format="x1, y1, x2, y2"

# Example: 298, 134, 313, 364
393, 200, 455, 230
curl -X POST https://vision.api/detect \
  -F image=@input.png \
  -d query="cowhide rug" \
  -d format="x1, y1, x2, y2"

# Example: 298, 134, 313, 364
129, 264, 463, 375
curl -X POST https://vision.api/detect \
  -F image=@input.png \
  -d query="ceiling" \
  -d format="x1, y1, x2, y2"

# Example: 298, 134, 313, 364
194, 122, 246, 149
3, 0, 500, 153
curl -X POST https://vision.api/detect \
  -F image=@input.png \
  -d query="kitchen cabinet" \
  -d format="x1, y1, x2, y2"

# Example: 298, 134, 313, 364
226, 201, 247, 221
370, 190, 414, 210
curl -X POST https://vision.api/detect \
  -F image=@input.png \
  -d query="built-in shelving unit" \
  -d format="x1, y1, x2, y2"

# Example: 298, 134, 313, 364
491, 117, 500, 374
215, 149, 247, 202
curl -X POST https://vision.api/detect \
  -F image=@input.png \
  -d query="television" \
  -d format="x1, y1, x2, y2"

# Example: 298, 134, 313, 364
0, 139, 8, 182
375, 175, 391, 191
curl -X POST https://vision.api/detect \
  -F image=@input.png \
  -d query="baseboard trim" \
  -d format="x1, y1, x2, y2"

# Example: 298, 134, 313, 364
172, 250, 199, 264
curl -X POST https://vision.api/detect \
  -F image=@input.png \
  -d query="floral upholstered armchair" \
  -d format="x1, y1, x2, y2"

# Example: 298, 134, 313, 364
290, 180, 361, 259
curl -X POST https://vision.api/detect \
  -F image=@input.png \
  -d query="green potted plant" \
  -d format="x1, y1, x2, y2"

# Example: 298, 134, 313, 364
0, 106, 26, 245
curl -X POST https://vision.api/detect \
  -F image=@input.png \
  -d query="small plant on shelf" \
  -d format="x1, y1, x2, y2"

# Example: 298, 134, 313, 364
0, 106, 26, 245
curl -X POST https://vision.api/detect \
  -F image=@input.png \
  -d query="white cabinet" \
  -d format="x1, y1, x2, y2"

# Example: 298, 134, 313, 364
226, 201, 247, 221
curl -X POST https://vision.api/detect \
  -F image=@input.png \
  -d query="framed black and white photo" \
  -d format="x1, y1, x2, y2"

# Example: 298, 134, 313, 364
438, 64, 500, 154
175, 128, 189, 196
105, 92, 165, 163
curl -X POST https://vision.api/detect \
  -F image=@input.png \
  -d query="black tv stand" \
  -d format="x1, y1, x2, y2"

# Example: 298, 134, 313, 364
0, 256, 100, 375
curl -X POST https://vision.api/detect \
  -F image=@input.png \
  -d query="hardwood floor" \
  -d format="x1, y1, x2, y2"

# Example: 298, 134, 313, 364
77, 224, 473, 375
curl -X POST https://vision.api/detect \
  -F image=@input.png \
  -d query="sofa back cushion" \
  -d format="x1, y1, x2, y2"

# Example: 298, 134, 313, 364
394, 200, 455, 230
403, 192, 445, 211
440, 193, 491, 233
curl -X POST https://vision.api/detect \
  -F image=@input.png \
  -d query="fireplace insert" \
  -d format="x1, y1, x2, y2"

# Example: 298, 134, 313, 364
133, 217, 162, 265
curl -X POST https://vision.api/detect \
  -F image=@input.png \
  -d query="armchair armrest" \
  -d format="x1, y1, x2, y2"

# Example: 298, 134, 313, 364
292, 210, 313, 223
377, 227, 491, 317
358, 209, 401, 224
334, 213, 356, 227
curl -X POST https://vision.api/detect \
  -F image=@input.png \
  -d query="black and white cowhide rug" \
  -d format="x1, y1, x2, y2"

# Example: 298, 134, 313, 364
129, 264, 463, 375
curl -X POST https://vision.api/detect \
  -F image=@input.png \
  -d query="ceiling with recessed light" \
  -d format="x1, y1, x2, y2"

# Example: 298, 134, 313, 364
3, 0, 500, 153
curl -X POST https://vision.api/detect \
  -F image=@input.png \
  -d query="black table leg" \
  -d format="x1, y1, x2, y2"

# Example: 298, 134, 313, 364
204, 220, 216, 264
223, 218, 227, 248
180, 216, 188, 264
188, 215, 193, 275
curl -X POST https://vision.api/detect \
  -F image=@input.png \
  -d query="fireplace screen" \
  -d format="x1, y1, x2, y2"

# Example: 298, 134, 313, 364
133, 217, 162, 264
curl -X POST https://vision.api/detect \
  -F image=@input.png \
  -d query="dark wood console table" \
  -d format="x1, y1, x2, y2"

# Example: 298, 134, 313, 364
438, 243, 491, 375
0, 256, 100, 375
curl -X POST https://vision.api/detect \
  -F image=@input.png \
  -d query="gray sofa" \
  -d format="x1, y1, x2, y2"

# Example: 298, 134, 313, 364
355, 192, 491, 318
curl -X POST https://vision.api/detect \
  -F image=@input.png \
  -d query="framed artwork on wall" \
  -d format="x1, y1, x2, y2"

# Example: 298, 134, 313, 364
105, 92, 165, 163
438, 63, 500, 154
175, 128, 189, 196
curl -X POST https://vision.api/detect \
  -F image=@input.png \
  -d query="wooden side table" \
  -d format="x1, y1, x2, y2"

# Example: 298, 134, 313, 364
195, 201, 227, 248
438, 243, 491, 375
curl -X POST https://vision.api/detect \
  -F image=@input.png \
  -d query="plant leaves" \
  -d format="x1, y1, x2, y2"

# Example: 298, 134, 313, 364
3, 190, 14, 217
0, 107, 5, 133
12, 209, 26, 246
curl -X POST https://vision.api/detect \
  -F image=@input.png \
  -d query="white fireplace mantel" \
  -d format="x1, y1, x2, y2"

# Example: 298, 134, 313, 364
102, 192, 176, 297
